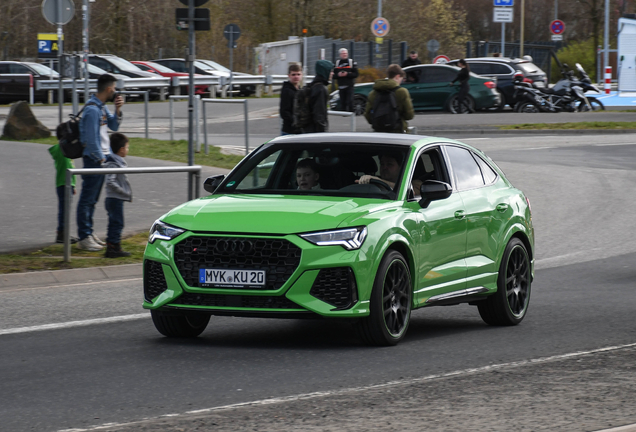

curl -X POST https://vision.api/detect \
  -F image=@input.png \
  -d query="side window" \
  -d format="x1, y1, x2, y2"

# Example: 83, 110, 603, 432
10, 64, 30, 74
135, 64, 150, 72
468, 63, 489, 75
492, 64, 513, 75
475, 155, 498, 185
445, 146, 484, 191
427, 67, 457, 83
0, 64, 9, 74
90, 58, 108, 71
410, 148, 449, 198
168, 61, 186, 72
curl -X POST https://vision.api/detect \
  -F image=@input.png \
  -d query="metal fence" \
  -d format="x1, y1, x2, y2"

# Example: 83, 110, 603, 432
63, 165, 202, 262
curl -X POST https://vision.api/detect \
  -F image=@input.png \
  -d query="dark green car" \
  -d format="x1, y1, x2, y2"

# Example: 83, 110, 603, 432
330, 64, 501, 115
143, 133, 534, 346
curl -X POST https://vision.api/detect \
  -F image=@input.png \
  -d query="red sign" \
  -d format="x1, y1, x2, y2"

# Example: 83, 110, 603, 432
550, 20, 565, 35
433, 55, 450, 64
371, 17, 390, 38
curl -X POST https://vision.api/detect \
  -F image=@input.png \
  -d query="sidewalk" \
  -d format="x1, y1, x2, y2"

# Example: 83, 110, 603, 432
0, 263, 141, 289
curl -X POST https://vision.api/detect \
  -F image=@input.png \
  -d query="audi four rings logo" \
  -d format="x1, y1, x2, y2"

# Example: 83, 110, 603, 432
212, 240, 255, 254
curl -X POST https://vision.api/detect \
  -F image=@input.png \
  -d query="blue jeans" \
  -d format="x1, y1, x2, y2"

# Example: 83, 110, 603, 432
76, 156, 104, 241
56, 185, 75, 233
105, 198, 125, 244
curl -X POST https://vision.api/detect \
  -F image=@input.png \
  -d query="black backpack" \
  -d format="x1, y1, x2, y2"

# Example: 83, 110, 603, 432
56, 102, 96, 159
370, 87, 401, 132
292, 83, 318, 130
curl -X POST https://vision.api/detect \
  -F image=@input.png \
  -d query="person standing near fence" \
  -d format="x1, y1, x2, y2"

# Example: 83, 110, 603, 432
334, 48, 359, 113
449, 59, 473, 113
280, 64, 303, 135
303, 60, 333, 133
103, 133, 132, 258
76, 74, 124, 252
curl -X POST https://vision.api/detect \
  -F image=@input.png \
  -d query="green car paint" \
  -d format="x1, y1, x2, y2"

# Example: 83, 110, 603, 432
143, 133, 534, 344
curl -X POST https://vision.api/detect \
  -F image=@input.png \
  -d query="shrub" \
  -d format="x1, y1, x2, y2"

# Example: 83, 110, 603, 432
552, 38, 597, 82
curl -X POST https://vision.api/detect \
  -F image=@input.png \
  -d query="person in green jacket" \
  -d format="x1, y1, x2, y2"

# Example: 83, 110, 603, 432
364, 64, 414, 133
48, 144, 78, 244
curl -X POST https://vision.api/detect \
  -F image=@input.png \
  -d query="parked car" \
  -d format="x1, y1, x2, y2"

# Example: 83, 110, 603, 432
88, 54, 165, 99
143, 133, 534, 346
330, 64, 500, 115
196, 59, 256, 96
131, 61, 208, 96
0, 61, 69, 103
448, 57, 548, 110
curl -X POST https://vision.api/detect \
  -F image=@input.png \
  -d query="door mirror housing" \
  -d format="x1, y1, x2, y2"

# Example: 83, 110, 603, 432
419, 180, 453, 208
203, 174, 226, 193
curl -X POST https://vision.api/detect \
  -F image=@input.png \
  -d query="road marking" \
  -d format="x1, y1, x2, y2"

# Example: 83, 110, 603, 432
460, 138, 489, 141
0, 313, 148, 336
57, 341, 636, 432
0, 277, 142, 294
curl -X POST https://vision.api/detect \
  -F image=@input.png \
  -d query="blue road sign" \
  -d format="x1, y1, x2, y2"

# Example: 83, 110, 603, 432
371, 17, 390, 37
494, 0, 514, 5
38, 40, 53, 54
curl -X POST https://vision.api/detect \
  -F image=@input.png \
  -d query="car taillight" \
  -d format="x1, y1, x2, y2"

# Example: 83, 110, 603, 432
483, 81, 496, 89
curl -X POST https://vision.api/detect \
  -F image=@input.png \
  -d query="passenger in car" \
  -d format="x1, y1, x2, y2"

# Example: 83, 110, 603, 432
296, 158, 321, 190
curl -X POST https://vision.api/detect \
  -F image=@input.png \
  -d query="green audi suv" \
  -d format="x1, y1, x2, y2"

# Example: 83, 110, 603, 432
143, 133, 534, 346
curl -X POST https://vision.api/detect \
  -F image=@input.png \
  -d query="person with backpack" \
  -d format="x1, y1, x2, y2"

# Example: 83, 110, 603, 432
334, 48, 359, 112
296, 60, 333, 134
364, 64, 414, 133
76, 74, 124, 252
280, 64, 303, 135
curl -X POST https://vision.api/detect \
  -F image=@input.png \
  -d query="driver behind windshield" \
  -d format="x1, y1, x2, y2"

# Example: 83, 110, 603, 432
356, 152, 422, 192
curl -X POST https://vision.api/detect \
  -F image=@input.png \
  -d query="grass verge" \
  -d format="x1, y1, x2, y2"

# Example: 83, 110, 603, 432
499, 121, 636, 130
0, 136, 244, 169
0, 232, 149, 274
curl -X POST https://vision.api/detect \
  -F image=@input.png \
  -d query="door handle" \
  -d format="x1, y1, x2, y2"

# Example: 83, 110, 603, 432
496, 203, 509, 212
454, 210, 465, 220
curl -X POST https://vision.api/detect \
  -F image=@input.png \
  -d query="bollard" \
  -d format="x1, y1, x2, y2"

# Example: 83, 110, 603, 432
605, 66, 612, 94
169, 98, 174, 141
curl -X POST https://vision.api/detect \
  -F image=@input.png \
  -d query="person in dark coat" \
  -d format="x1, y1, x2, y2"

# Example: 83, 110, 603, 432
303, 60, 333, 133
450, 59, 473, 113
279, 63, 303, 135
401, 51, 422, 83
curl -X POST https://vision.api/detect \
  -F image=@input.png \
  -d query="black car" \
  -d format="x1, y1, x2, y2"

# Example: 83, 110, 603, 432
88, 54, 165, 99
0, 61, 70, 103
448, 57, 548, 110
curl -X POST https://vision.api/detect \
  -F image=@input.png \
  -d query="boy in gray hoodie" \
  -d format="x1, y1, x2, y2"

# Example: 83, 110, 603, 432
103, 133, 132, 258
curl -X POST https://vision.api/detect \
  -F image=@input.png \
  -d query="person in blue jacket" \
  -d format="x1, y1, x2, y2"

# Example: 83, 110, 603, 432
76, 74, 124, 251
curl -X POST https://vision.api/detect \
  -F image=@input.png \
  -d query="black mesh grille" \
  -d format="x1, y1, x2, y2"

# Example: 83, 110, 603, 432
310, 267, 357, 309
172, 292, 302, 310
144, 260, 168, 303
174, 236, 302, 290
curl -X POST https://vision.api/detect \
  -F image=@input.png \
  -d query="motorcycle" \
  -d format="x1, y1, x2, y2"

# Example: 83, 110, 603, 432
513, 63, 604, 113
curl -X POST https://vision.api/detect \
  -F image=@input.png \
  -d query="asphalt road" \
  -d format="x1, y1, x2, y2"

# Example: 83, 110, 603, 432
1, 135, 635, 431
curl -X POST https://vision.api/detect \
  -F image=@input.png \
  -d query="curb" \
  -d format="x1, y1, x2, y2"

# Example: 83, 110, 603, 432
0, 263, 142, 289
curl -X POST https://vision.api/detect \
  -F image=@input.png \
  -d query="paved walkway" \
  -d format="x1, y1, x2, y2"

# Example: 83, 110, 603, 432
0, 140, 229, 254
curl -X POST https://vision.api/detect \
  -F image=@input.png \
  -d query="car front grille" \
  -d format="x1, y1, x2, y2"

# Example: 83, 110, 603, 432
174, 236, 302, 290
310, 267, 358, 309
171, 292, 302, 310
144, 260, 168, 303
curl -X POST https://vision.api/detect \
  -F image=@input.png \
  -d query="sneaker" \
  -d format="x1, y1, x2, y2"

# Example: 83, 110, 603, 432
90, 234, 106, 246
105, 242, 131, 258
77, 236, 103, 252
56, 232, 79, 244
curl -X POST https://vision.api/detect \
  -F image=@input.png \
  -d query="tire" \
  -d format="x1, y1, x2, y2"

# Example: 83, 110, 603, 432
478, 238, 531, 326
353, 94, 367, 116
447, 95, 475, 114
577, 97, 605, 112
151, 309, 210, 337
515, 101, 540, 113
357, 250, 412, 346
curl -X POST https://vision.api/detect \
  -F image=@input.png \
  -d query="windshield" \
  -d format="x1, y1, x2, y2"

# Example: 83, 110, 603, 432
106, 56, 142, 71
516, 62, 544, 76
88, 63, 108, 74
27, 63, 59, 77
197, 59, 230, 72
216, 142, 410, 200
144, 61, 175, 73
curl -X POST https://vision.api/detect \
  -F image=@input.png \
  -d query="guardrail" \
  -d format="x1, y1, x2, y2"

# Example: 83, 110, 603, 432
328, 110, 356, 132
63, 165, 202, 262
169, 95, 201, 149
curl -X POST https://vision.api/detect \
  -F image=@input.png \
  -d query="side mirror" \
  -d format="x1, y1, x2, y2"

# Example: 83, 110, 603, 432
203, 174, 226, 193
419, 180, 453, 208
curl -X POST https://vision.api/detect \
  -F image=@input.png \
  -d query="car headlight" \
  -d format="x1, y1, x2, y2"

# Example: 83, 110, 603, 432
300, 227, 367, 250
149, 220, 185, 243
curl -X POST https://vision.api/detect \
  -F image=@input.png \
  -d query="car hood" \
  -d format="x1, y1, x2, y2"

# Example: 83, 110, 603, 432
161, 194, 397, 234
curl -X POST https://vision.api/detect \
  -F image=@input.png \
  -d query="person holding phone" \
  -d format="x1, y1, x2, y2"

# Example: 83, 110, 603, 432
76, 73, 124, 251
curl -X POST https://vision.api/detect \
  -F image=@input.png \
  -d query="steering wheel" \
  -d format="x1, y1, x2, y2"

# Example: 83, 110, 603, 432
369, 178, 392, 191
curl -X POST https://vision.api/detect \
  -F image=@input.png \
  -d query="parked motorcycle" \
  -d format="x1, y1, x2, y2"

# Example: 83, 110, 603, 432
513, 63, 604, 113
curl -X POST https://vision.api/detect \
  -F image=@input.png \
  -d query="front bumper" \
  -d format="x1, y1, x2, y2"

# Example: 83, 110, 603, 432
142, 232, 374, 318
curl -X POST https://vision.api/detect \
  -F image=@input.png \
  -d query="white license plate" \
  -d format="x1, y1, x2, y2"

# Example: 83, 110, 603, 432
199, 268, 266, 288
